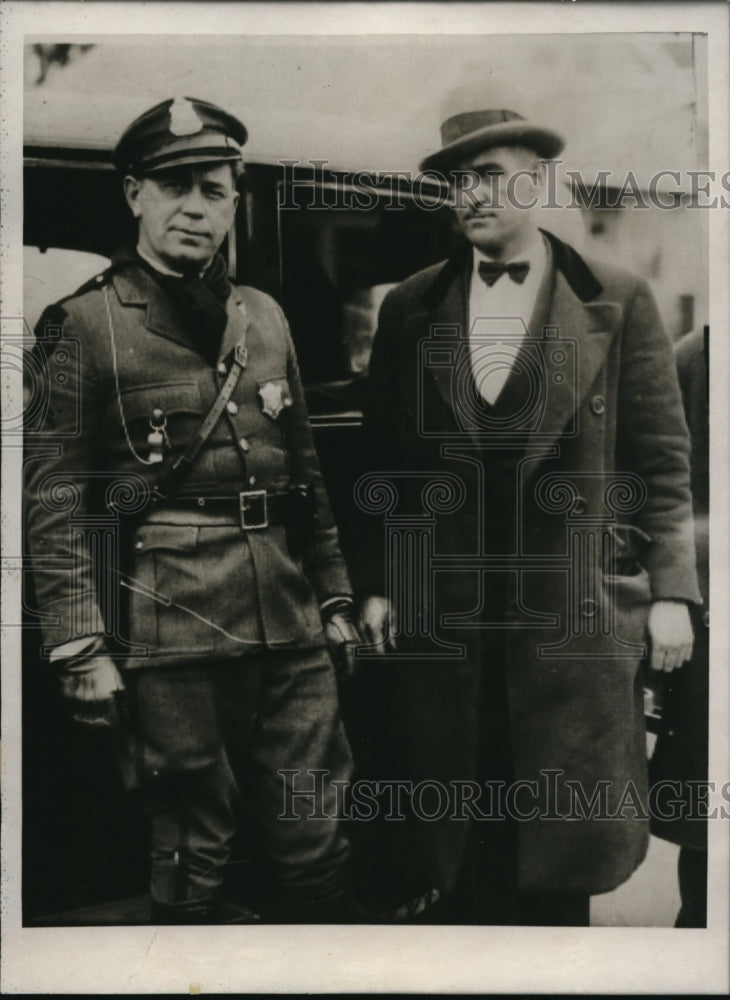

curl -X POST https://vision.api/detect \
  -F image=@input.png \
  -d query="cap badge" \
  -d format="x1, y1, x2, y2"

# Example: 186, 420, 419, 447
258, 381, 292, 420
168, 97, 203, 137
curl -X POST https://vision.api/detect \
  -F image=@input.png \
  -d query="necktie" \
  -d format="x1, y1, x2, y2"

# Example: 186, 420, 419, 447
478, 260, 530, 287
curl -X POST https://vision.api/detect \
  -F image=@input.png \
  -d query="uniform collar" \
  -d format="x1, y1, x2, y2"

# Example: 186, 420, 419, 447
136, 243, 211, 279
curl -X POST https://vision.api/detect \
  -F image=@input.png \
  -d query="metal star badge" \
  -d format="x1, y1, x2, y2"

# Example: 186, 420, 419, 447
258, 381, 291, 419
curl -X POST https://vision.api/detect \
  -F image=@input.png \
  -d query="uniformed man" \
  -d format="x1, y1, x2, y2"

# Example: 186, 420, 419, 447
24, 96, 361, 924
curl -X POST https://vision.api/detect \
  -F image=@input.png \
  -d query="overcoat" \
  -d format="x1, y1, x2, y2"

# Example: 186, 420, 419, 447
649, 327, 709, 849
25, 260, 352, 669
357, 229, 701, 895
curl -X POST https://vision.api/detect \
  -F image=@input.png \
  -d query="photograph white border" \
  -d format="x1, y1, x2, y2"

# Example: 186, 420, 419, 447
2, 2, 728, 994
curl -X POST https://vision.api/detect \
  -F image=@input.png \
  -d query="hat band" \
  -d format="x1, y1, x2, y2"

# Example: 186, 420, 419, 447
130, 131, 242, 172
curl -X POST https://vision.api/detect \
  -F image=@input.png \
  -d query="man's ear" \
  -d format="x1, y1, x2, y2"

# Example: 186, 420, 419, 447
123, 175, 143, 218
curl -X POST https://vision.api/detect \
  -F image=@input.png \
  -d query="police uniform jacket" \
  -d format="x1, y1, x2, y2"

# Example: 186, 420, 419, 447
357, 229, 702, 896
25, 261, 353, 668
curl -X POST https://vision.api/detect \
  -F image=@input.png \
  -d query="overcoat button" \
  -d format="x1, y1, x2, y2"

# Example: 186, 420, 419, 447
135, 540, 143, 550
590, 395, 606, 415
573, 496, 588, 515
217, 362, 227, 375
581, 598, 597, 617
239, 438, 250, 452
226, 401, 238, 415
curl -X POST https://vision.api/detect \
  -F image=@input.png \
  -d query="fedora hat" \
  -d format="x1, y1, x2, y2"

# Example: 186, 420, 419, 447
420, 109, 564, 172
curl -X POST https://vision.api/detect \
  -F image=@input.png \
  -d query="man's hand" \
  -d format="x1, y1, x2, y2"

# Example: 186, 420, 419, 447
323, 602, 361, 682
59, 655, 126, 728
648, 600, 694, 672
357, 595, 397, 654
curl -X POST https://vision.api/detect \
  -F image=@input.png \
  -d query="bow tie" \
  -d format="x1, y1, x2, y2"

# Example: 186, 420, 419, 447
478, 260, 530, 287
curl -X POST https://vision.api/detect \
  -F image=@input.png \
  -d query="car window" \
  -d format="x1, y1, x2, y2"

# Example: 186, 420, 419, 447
278, 172, 460, 402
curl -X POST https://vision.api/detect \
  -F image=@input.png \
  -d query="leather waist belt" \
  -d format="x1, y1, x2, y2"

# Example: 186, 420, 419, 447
161, 486, 313, 531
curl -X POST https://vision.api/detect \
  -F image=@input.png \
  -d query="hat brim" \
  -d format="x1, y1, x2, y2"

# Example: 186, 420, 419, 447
419, 121, 564, 173
135, 150, 244, 175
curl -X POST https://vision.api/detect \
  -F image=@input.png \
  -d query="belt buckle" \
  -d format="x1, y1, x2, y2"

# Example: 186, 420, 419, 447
239, 489, 268, 530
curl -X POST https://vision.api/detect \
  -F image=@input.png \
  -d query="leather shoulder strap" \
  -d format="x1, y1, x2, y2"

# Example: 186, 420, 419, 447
153, 334, 248, 502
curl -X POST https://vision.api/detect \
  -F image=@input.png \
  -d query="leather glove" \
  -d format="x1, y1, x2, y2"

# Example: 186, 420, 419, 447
322, 599, 361, 682
57, 644, 127, 729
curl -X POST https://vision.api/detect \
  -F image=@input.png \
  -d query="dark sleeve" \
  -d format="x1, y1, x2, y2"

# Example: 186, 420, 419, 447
350, 286, 406, 596
24, 302, 109, 653
273, 301, 353, 603
618, 280, 701, 604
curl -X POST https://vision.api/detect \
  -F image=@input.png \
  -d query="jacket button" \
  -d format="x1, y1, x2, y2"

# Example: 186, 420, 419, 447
217, 362, 227, 375
572, 496, 588, 515
590, 395, 606, 415
703, 610, 710, 628
239, 438, 250, 452
226, 401, 238, 415
581, 599, 597, 617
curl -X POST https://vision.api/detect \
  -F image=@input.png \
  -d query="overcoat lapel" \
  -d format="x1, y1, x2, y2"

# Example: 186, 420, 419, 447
417, 234, 623, 462
413, 247, 471, 412
524, 269, 622, 458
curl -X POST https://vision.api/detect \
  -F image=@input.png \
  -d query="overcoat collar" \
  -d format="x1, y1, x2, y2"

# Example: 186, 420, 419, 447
111, 260, 249, 364
419, 228, 603, 316
416, 228, 621, 457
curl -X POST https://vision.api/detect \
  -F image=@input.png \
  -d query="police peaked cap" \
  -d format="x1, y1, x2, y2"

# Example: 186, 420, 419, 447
420, 109, 564, 172
112, 96, 247, 174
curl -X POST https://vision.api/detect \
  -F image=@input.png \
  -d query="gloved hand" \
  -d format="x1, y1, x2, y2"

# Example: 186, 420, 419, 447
322, 600, 361, 682
58, 651, 127, 728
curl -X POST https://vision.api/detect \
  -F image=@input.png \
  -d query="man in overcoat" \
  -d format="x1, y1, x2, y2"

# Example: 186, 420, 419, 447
24, 97, 360, 923
356, 108, 700, 924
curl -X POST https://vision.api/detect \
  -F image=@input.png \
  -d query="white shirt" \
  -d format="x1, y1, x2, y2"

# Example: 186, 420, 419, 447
468, 231, 548, 405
